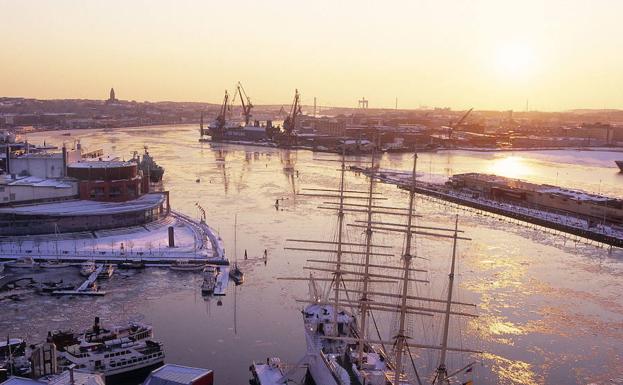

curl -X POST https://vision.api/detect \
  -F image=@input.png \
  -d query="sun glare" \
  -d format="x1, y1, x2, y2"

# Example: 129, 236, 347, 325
488, 156, 532, 179
495, 43, 537, 80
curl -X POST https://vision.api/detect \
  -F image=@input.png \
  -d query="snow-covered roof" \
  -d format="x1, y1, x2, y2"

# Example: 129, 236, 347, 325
0, 193, 165, 216
0, 377, 45, 385
68, 160, 133, 169
143, 364, 213, 385
0, 175, 74, 188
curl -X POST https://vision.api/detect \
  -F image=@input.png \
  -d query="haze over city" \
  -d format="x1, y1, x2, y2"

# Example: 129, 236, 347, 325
2, 0, 623, 110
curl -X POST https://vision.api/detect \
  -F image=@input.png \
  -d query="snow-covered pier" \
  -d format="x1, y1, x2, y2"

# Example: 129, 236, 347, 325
352, 166, 623, 249
0, 211, 230, 265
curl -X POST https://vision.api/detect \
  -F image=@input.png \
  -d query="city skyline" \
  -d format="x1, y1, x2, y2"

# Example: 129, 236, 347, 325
1, 0, 622, 111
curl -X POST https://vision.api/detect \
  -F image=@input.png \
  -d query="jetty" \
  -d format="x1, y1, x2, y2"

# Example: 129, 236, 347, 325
52, 264, 106, 296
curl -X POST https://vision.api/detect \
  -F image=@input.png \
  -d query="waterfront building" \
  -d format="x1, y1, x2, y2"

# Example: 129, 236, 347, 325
449, 173, 623, 225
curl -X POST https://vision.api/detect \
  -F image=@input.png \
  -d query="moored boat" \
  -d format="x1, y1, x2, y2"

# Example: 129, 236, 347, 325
40, 259, 71, 269
6, 256, 38, 269
170, 259, 205, 272
118, 260, 146, 269
80, 261, 96, 276
250, 357, 286, 385
201, 266, 218, 295
228, 263, 244, 285
97, 264, 115, 279
52, 317, 165, 383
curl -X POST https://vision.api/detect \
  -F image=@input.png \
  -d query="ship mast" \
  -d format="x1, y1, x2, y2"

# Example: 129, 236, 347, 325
331, 149, 347, 334
434, 215, 459, 384
358, 149, 377, 362
394, 152, 418, 385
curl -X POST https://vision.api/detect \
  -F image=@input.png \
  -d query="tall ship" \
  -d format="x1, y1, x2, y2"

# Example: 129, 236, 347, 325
49, 317, 165, 383
275, 151, 480, 385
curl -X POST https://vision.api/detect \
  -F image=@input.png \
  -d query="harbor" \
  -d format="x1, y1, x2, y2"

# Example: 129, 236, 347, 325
1, 125, 622, 385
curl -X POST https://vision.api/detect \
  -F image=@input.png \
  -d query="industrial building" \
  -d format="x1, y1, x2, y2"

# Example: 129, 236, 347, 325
449, 173, 623, 225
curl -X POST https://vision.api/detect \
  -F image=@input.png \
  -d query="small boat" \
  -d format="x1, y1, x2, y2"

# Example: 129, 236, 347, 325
118, 260, 146, 269
80, 261, 96, 276
6, 256, 39, 269
170, 259, 205, 272
616, 160, 623, 172
201, 266, 219, 295
229, 263, 244, 285
97, 264, 115, 279
37, 280, 75, 293
0, 338, 26, 360
250, 357, 285, 385
40, 259, 71, 269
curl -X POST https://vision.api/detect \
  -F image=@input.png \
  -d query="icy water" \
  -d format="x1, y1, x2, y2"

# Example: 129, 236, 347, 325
2, 125, 623, 385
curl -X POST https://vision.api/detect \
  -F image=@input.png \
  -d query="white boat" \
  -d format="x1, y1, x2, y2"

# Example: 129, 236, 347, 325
80, 261, 96, 276
97, 264, 115, 279
6, 256, 38, 269
250, 357, 286, 385
52, 318, 165, 382
170, 259, 205, 272
201, 266, 218, 295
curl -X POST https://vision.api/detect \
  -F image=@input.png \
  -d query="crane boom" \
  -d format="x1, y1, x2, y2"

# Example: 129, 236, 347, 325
448, 108, 473, 140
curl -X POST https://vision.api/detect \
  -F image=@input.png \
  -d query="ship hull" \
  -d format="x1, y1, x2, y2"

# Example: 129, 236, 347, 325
104, 360, 163, 385
307, 354, 341, 385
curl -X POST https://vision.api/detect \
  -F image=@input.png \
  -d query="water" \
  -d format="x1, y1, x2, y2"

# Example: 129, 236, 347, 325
2, 125, 622, 385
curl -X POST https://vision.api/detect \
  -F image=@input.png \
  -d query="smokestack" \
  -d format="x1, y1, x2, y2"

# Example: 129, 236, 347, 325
168, 226, 175, 247
5, 145, 10, 174
62, 145, 67, 177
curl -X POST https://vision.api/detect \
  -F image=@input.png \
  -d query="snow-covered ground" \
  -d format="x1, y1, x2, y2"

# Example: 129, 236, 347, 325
0, 211, 227, 263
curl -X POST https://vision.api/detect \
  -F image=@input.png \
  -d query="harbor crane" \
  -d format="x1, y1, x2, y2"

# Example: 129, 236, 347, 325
283, 89, 302, 137
212, 90, 230, 135
235, 81, 253, 125
448, 107, 473, 140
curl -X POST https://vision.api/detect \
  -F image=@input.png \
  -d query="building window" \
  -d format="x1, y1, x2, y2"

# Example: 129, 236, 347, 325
109, 187, 122, 198
9, 193, 15, 201
0, 187, 4, 192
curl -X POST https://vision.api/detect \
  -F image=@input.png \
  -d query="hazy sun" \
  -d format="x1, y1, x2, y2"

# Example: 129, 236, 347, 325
495, 43, 537, 80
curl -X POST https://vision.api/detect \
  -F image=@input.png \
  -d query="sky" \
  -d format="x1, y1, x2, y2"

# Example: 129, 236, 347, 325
1, 0, 622, 111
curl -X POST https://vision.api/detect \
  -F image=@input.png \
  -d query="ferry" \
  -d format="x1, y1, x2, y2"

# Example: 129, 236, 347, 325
51, 318, 165, 383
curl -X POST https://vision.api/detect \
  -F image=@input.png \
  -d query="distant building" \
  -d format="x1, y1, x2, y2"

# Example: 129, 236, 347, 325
105, 88, 118, 105
449, 173, 623, 225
